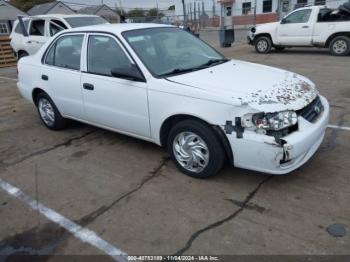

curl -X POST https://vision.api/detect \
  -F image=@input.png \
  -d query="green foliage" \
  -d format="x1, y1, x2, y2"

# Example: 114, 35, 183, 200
148, 8, 164, 18
10, 0, 55, 12
168, 5, 175, 10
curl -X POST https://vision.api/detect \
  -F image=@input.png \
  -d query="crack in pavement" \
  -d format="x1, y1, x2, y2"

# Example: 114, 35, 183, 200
77, 156, 170, 226
1, 129, 98, 167
174, 175, 273, 255
0, 156, 170, 258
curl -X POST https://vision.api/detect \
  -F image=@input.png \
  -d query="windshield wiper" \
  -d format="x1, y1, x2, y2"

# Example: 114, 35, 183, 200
197, 58, 229, 69
160, 68, 197, 77
160, 58, 229, 77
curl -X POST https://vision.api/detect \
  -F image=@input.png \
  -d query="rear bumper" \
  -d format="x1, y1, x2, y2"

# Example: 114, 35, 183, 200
227, 95, 330, 175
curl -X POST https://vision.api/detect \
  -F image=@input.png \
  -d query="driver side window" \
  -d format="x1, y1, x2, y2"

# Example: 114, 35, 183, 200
87, 35, 133, 76
283, 9, 312, 24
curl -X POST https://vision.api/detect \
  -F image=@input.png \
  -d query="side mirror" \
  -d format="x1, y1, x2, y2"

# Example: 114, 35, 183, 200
281, 18, 287, 24
111, 65, 144, 82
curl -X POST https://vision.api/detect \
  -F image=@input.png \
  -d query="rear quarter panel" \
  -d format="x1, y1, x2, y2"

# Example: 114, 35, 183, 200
17, 57, 42, 103
313, 21, 350, 45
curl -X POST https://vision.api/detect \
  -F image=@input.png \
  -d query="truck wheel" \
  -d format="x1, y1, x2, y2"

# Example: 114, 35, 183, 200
167, 119, 225, 178
329, 36, 350, 56
255, 36, 272, 54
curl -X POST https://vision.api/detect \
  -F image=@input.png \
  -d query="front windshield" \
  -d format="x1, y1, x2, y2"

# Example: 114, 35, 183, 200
122, 27, 227, 77
65, 17, 108, 28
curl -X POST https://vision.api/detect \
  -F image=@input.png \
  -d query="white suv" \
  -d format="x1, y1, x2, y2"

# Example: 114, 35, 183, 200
10, 14, 108, 59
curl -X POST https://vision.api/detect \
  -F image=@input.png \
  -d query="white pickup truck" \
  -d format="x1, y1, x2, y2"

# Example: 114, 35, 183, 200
248, 4, 350, 56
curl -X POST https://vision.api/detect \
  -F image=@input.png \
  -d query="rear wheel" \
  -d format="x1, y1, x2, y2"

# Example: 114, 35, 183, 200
254, 36, 272, 54
329, 36, 350, 56
167, 119, 225, 178
35, 93, 67, 130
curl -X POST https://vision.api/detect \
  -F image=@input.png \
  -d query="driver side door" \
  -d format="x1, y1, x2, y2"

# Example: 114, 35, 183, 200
81, 34, 150, 138
277, 9, 313, 46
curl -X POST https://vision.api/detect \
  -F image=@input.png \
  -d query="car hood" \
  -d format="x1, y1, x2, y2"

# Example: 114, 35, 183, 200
255, 21, 279, 32
166, 60, 318, 113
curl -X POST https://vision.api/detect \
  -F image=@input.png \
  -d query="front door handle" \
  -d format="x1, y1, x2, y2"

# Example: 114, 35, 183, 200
83, 83, 94, 90
302, 25, 309, 28
41, 74, 48, 81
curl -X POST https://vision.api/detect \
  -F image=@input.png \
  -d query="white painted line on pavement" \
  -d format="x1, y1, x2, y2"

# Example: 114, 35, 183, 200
328, 125, 350, 131
0, 76, 17, 81
0, 178, 127, 262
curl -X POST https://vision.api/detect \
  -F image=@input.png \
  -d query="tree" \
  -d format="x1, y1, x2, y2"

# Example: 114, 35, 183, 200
10, 0, 55, 12
168, 5, 175, 10
127, 9, 146, 18
147, 8, 164, 18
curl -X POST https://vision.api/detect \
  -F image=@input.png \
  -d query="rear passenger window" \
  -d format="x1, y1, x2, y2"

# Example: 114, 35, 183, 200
45, 35, 84, 70
29, 19, 45, 36
87, 35, 132, 76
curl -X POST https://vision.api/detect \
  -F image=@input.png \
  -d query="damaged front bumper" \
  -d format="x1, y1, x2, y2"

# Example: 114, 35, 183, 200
226, 96, 329, 175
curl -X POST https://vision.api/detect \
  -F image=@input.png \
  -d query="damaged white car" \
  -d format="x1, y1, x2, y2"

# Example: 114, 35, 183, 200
17, 24, 330, 178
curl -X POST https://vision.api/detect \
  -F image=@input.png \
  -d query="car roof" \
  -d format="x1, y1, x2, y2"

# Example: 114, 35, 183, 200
64, 23, 174, 34
22, 14, 102, 19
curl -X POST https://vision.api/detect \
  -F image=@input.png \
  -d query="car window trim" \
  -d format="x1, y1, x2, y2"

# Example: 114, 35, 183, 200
121, 27, 226, 79
42, 33, 85, 72
84, 33, 145, 82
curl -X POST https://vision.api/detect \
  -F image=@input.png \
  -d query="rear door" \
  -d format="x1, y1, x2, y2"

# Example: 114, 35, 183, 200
277, 8, 313, 45
80, 33, 150, 138
40, 34, 86, 120
26, 19, 48, 54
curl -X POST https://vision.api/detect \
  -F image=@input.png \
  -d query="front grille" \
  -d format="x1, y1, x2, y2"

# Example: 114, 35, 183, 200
297, 96, 324, 123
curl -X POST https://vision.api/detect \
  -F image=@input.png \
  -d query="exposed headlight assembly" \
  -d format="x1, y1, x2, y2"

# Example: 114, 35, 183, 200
252, 111, 298, 131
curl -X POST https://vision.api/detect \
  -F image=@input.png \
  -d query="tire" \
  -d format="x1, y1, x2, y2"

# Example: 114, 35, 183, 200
167, 119, 226, 178
329, 36, 350, 56
254, 36, 272, 54
17, 51, 29, 60
35, 92, 67, 130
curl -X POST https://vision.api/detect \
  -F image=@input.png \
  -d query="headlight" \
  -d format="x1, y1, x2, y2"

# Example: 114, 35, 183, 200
252, 111, 298, 130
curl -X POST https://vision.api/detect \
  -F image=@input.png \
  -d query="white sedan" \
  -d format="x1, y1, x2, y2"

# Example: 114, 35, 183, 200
17, 23, 329, 178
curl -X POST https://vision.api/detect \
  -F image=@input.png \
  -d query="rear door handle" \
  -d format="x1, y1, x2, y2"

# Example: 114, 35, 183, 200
83, 83, 94, 90
302, 25, 309, 28
41, 74, 48, 81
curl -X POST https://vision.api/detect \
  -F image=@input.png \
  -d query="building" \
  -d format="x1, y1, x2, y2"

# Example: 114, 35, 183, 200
27, 1, 75, 16
78, 5, 120, 23
175, 0, 349, 26
0, 0, 25, 67
0, 0, 26, 35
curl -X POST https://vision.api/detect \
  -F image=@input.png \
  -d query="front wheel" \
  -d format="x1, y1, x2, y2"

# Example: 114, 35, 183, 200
254, 36, 272, 54
329, 36, 350, 56
167, 120, 226, 178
